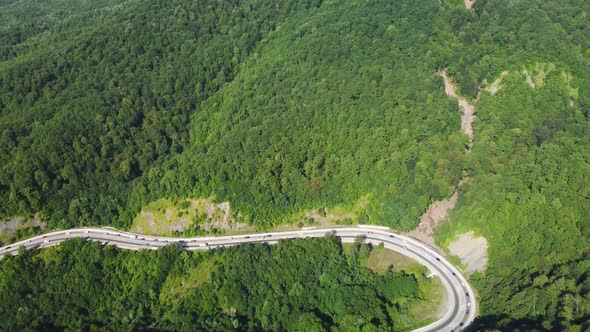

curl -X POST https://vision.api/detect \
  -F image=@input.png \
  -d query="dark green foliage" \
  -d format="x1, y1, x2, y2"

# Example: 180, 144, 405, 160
1, 0, 590, 329
0, 0, 325, 228
145, 0, 466, 229
0, 237, 419, 331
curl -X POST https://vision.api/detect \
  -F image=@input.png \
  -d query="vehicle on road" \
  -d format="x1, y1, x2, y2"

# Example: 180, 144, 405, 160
0, 226, 476, 331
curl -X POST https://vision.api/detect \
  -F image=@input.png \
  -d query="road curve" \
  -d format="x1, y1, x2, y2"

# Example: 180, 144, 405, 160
0, 225, 476, 331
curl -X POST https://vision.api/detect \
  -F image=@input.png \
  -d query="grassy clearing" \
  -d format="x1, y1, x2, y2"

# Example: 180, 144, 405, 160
275, 195, 371, 231
344, 244, 446, 330
409, 274, 445, 328
364, 246, 424, 274
160, 260, 215, 303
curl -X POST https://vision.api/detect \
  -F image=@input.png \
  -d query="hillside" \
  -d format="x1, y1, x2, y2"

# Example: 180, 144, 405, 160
1, 0, 589, 330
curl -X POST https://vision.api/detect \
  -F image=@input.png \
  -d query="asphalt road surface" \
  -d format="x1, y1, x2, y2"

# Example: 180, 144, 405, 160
0, 225, 476, 331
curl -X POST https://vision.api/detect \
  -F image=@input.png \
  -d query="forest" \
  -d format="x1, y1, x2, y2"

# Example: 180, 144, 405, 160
0, 237, 424, 331
1, 0, 590, 330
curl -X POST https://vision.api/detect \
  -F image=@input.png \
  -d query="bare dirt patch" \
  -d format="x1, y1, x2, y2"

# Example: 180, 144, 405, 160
464, 0, 476, 10
448, 231, 488, 275
0, 214, 47, 241
486, 71, 509, 95
131, 198, 249, 236
408, 178, 468, 250
439, 70, 476, 148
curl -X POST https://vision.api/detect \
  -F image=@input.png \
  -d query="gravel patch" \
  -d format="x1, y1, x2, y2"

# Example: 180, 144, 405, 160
448, 231, 488, 275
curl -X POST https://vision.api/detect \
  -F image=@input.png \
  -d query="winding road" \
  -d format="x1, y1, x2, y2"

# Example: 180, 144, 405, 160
0, 225, 476, 331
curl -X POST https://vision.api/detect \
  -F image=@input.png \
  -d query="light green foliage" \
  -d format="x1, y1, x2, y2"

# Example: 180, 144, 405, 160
0, 237, 420, 331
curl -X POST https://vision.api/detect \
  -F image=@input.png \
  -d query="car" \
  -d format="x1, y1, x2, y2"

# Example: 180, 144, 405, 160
460, 322, 464, 326
42, 236, 47, 239
5, 246, 10, 249
191, 239, 196, 243
245, 236, 250, 239
43, 240, 49, 243
84, 230, 89, 234
467, 302, 471, 307
65, 232, 70, 235
466, 292, 469, 297
435, 257, 440, 261
452, 272, 456, 276
389, 235, 395, 238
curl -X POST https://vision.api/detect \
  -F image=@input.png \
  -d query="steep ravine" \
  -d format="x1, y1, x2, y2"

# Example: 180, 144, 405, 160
407, 71, 478, 249
408, 70, 507, 261
439, 69, 477, 151
408, 70, 513, 273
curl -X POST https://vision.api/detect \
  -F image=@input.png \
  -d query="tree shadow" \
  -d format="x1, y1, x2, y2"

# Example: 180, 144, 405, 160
464, 314, 550, 332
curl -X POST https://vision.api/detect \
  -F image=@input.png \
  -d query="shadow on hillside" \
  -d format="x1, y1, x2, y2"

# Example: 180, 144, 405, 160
464, 315, 549, 332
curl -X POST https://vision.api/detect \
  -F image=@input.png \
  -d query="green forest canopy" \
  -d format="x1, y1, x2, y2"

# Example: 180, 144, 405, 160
0, 237, 426, 331
1, 0, 589, 330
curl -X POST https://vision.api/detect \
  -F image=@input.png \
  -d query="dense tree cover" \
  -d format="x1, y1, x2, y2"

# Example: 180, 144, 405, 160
0, 0, 324, 228
0, 237, 422, 331
433, 1, 590, 330
155, 0, 466, 229
2, 0, 590, 330
0, 0, 468, 230
437, 74, 590, 330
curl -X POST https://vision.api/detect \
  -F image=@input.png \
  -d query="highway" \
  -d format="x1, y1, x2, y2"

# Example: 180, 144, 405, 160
0, 225, 476, 331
